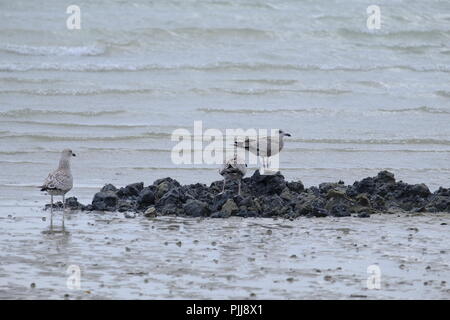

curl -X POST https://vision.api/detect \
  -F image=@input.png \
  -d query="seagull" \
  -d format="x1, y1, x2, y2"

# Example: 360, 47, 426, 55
219, 154, 247, 195
234, 129, 291, 169
40, 149, 76, 228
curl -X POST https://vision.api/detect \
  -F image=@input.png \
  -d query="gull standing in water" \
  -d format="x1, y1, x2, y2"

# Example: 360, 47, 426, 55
234, 129, 291, 169
40, 149, 76, 228
219, 154, 247, 195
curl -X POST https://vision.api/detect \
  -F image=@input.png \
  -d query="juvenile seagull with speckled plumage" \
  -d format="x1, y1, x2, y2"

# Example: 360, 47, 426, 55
219, 154, 247, 196
40, 149, 76, 228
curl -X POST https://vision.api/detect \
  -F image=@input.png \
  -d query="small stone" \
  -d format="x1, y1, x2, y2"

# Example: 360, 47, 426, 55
280, 188, 293, 201
324, 275, 333, 282
144, 206, 157, 218
221, 199, 239, 215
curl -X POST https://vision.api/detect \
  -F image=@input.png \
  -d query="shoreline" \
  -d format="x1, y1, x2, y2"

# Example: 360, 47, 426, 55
56, 170, 450, 218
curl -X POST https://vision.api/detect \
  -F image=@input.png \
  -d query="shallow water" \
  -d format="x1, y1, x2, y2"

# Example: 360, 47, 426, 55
0, 208, 449, 299
1, 0, 450, 198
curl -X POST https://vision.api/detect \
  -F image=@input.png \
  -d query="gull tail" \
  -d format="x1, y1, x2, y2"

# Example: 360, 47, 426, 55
39, 185, 55, 192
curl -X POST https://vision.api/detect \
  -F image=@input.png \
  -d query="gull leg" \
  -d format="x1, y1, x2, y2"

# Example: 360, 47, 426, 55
62, 194, 65, 229
238, 180, 241, 196
221, 178, 226, 194
50, 195, 53, 230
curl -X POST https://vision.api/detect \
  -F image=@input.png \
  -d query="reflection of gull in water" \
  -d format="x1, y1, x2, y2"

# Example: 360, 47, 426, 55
40, 149, 76, 228
234, 129, 291, 168
219, 154, 247, 195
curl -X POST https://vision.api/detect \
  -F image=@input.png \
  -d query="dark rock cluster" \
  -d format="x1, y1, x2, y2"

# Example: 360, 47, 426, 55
62, 170, 450, 218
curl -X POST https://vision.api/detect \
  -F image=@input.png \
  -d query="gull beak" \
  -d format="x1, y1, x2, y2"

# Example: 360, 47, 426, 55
285, 133, 291, 137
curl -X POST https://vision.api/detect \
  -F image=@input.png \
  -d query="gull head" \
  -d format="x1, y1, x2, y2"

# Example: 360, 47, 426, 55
62, 148, 76, 158
278, 129, 291, 137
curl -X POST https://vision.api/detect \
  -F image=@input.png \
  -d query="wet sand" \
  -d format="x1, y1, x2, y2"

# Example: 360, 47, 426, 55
1, 207, 449, 299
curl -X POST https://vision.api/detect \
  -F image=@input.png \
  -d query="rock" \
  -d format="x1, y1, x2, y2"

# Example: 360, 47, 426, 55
183, 199, 209, 217
155, 182, 170, 199
101, 184, 118, 193
137, 187, 155, 209
117, 182, 143, 198
236, 196, 254, 209
320, 182, 342, 194
371, 195, 386, 211
326, 189, 349, 200
236, 210, 258, 218
65, 197, 84, 210
347, 177, 376, 196
210, 191, 234, 212
144, 206, 157, 218
92, 191, 118, 211
306, 207, 329, 218
221, 199, 239, 215
156, 187, 185, 208
154, 177, 181, 199
154, 177, 181, 188
357, 212, 370, 218
44, 202, 62, 211
411, 184, 432, 198
329, 204, 351, 217
280, 188, 294, 201
425, 188, 450, 212
117, 201, 135, 212
259, 195, 289, 217
286, 180, 304, 193
211, 211, 231, 218
325, 190, 353, 217
78, 170, 449, 218
294, 191, 326, 216
158, 204, 179, 216
356, 194, 371, 207
247, 170, 287, 195
377, 170, 396, 183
